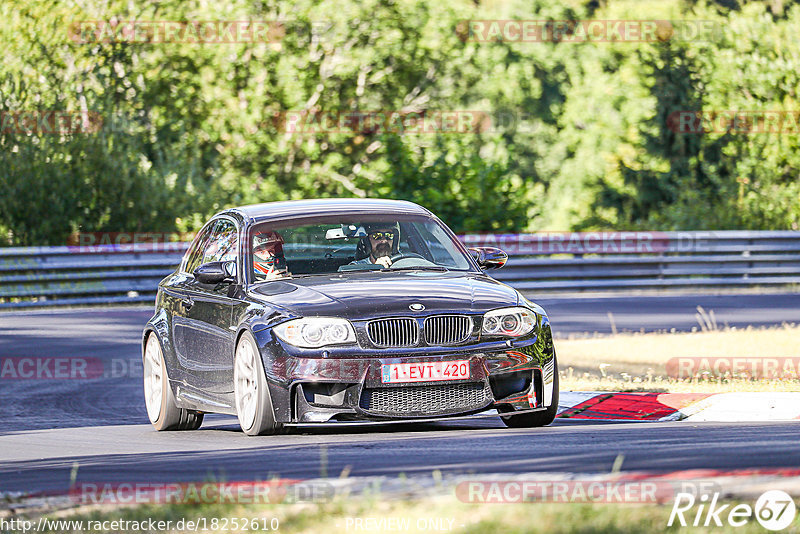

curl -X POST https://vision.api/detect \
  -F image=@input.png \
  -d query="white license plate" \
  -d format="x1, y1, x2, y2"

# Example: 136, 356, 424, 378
381, 360, 470, 383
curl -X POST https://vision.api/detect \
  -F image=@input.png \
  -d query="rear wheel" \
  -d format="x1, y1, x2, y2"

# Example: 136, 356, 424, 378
143, 333, 203, 431
235, 332, 283, 436
500, 355, 560, 428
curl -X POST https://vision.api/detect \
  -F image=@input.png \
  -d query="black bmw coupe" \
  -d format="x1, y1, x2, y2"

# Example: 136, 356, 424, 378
142, 199, 558, 435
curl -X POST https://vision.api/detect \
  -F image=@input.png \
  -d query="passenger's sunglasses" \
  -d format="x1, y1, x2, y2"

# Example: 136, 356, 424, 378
369, 231, 394, 240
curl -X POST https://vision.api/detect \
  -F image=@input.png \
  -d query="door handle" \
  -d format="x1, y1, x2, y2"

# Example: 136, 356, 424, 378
181, 297, 194, 311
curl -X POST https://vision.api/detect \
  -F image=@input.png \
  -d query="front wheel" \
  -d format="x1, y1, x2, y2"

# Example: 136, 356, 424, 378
143, 333, 203, 431
500, 356, 560, 428
234, 332, 283, 436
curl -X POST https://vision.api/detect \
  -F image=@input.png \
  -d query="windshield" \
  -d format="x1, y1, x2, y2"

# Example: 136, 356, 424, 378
249, 215, 473, 281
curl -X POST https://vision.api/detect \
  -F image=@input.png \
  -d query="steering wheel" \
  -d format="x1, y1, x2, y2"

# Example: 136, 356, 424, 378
389, 252, 426, 262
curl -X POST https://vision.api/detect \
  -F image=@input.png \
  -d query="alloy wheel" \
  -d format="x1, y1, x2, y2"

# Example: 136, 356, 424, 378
235, 336, 259, 431
143, 334, 164, 423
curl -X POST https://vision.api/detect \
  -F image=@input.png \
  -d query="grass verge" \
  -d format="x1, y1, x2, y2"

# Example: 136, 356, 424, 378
16, 493, 796, 533
557, 323, 800, 393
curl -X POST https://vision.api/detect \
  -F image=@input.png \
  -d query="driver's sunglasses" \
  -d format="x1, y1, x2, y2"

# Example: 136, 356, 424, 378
369, 231, 394, 240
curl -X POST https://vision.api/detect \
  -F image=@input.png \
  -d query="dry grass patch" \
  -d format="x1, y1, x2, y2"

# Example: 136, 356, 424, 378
25, 493, 788, 534
557, 323, 800, 393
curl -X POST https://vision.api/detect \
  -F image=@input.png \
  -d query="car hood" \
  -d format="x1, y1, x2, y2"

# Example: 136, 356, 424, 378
248, 271, 520, 319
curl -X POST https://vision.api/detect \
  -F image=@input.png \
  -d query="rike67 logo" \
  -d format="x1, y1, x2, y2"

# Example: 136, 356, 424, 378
669, 490, 797, 531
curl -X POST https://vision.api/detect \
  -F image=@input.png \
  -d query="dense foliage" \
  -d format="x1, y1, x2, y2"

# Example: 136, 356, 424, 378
1, 0, 798, 245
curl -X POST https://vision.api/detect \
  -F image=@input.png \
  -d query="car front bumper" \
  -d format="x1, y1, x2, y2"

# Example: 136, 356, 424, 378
253, 317, 556, 424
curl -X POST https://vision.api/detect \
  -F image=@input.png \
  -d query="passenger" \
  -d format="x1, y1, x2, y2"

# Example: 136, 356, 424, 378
253, 231, 291, 280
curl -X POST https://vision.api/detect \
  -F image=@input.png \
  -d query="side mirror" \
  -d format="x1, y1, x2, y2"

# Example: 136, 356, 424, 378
468, 247, 508, 270
193, 261, 235, 284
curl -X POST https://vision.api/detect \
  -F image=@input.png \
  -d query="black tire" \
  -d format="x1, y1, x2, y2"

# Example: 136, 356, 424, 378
234, 331, 283, 436
143, 332, 204, 431
500, 355, 560, 428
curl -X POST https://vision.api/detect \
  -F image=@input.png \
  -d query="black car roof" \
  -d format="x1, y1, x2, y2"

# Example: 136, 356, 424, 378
220, 198, 432, 224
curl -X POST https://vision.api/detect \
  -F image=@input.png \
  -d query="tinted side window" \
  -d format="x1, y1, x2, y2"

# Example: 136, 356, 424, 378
183, 224, 215, 274
202, 219, 238, 265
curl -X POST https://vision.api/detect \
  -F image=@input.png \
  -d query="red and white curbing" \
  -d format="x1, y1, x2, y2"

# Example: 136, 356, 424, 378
557, 392, 800, 422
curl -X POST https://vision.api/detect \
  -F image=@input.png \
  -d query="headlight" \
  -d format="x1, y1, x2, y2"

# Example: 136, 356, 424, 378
482, 307, 536, 338
273, 318, 356, 348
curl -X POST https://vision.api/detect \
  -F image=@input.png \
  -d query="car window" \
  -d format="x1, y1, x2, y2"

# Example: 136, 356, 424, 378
202, 219, 238, 265
286, 224, 358, 259
249, 215, 473, 278
182, 224, 215, 274
413, 220, 467, 268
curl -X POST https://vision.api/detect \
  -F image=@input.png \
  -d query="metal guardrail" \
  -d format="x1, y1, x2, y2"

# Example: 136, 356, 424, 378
1, 231, 799, 309
0, 245, 187, 309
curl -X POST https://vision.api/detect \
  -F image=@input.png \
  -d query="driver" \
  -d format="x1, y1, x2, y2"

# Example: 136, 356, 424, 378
351, 222, 400, 268
253, 230, 291, 280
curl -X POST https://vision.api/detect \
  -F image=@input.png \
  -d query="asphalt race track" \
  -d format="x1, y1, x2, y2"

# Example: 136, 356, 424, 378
3, 419, 800, 495
1, 293, 799, 495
